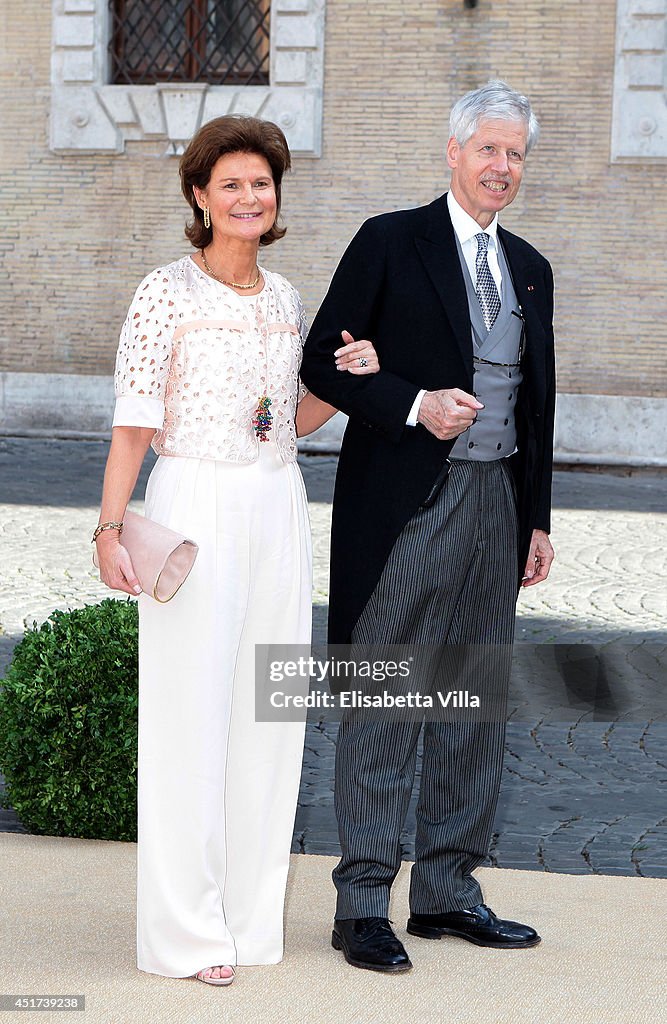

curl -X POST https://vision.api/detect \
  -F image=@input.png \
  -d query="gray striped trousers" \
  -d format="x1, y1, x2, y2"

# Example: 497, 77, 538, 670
333, 458, 518, 919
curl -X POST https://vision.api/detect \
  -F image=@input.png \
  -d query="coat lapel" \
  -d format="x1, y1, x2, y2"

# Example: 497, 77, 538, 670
414, 195, 474, 387
498, 225, 548, 413
497, 226, 546, 351
414, 198, 547, 392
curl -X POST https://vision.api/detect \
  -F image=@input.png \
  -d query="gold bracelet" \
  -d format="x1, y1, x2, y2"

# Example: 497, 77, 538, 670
92, 521, 124, 543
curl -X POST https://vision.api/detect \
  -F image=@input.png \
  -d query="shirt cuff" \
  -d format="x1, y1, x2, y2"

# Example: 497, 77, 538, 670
406, 389, 426, 427
112, 395, 164, 429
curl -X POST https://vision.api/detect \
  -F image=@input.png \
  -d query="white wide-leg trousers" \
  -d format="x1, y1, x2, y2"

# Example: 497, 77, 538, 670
136, 444, 311, 977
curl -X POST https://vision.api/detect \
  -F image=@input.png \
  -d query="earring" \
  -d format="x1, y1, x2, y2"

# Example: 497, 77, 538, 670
203, 206, 210, 229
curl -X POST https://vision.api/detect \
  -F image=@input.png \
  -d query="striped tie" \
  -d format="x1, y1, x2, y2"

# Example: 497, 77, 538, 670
475, 232, 501, 332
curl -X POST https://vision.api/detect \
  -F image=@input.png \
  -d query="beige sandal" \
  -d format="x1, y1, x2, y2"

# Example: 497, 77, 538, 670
195, 965, 235, 986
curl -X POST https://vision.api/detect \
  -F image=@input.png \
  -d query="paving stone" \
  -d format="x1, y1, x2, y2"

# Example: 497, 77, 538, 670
1, 440, 666, 879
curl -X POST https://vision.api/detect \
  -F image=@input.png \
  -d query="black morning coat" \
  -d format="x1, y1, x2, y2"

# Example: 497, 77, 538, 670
300, 193, 556, 645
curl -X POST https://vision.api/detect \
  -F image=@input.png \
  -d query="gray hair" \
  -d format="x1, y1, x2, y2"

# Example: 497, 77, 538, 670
449, 80, 540, 154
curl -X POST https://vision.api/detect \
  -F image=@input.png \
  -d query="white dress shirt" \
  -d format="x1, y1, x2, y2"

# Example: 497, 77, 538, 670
406, 191, 500, 426
446, 189, 501, 293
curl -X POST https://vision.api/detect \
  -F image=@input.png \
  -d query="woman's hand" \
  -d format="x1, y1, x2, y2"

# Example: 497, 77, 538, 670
296, 330, 381, 436
95, 425, 155, 596
96, 533, 143, 596
334, 330, 380, 375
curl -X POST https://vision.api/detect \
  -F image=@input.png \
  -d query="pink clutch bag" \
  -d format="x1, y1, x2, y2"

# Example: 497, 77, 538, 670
93, 510, 198, 603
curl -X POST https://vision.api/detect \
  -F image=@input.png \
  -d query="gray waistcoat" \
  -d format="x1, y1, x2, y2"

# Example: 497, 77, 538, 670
449, 237, 523, 461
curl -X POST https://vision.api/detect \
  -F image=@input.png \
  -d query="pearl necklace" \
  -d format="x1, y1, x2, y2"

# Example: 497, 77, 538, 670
200, 249, 261, 289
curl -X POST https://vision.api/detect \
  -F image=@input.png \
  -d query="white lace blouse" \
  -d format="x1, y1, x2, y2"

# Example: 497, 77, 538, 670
112, 255, 308, 463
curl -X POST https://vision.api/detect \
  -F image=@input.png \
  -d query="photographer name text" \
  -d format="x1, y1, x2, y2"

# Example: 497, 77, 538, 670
269, 690, 480, 709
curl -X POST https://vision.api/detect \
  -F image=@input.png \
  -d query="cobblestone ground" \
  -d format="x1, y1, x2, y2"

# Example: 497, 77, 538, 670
1, 439, 666, 879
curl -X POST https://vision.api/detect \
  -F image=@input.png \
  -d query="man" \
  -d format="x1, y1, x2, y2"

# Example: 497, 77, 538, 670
300, 81, 555, 972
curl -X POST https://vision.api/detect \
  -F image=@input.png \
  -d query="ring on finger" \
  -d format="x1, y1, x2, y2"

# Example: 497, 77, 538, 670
358, 357, 368, 368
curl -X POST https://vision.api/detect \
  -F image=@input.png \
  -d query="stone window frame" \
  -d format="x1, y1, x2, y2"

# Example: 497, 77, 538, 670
50, 0, 326, 157
611, 0, 667, 161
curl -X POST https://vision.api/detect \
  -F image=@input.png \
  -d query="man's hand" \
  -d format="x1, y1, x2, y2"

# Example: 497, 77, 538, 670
417, 389, 483, 440
521, 529, 554, 587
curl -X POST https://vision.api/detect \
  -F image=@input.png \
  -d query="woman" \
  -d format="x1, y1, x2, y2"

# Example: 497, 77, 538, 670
95, 116, 378, 986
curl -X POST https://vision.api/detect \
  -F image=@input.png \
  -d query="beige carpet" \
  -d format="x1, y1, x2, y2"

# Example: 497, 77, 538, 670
0, 833, 664, 1024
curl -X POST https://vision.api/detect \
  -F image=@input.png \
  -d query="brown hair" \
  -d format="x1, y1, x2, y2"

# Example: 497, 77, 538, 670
180, 115, 291, 249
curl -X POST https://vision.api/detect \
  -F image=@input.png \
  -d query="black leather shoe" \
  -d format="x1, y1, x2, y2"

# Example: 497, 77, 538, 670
332, 917, 413, 972
407, 904, 541, 948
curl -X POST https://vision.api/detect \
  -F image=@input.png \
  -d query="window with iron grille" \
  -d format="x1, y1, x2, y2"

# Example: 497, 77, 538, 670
109, 0, 271, 86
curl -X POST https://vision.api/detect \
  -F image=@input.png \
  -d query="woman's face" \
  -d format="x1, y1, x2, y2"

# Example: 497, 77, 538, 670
194, 151, 277, 248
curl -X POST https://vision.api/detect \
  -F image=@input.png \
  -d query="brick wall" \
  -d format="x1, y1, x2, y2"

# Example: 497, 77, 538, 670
1, 0, 665, 398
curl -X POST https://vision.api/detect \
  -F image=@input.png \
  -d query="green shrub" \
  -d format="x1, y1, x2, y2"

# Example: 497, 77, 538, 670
0, 599, 138, 841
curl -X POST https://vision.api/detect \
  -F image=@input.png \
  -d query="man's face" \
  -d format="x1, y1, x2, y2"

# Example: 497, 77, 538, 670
446, 118, 528, 229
